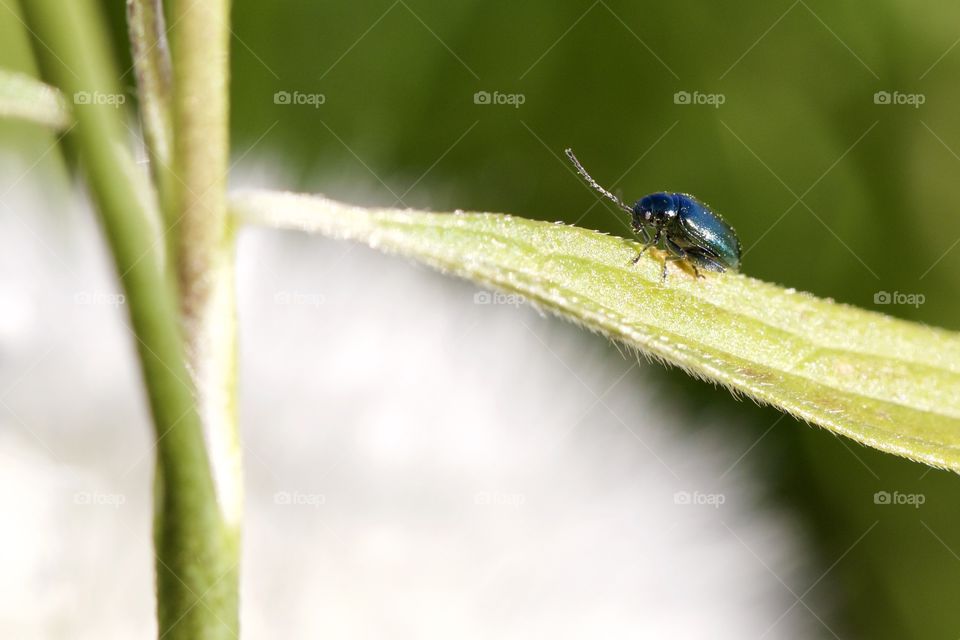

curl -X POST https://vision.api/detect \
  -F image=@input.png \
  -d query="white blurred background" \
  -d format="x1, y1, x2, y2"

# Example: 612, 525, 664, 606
0, 165, 819, 638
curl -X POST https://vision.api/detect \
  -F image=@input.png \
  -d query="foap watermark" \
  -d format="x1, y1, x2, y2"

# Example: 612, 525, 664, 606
474, 491, 526, 508
874, 490, 925, 508
473, 90, 525, 108
74, 91, 126, 108
674, 490, 725, 508
274, 291, 325, 307
274, 490, 326, 508
873, 90, 925, 108
274, 90, 326, 108
74, 291, 126, 307
74, 491, 126, 508
473, 291, 526, 307
874, 291, 924, 308
673, 90, 725, 108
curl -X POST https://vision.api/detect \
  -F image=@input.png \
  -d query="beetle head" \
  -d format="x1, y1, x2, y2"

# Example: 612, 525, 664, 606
633, 193, 677, 229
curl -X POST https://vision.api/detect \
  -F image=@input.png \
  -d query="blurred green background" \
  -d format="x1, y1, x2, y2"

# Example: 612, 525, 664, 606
5, 0, 960, 637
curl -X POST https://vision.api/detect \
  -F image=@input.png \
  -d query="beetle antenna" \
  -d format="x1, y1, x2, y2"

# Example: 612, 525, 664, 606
565, 148, 633, 215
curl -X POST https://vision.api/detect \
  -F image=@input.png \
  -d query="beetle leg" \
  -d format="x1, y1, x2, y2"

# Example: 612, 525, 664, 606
635, 224, 652, 243
686, 251, 727, 277
662, 238, 701, 281
631, 227, 660, 265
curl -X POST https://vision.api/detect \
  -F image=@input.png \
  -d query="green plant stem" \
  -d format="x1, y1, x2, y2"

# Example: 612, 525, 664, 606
20, 2, 236, 638
0, 68, 70, 129
167, 0, 241, 636
126, 0, 176, 228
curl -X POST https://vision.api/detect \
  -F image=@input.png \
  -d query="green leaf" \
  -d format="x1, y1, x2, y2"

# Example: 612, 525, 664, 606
231, 189, 960, 473
0, 68, 71, 129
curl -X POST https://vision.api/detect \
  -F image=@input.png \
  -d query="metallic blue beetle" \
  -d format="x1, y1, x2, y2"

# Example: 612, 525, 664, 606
565, 148, 741, 280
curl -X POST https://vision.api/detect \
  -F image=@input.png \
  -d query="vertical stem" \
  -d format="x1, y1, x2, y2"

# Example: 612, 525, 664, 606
20, 0, 238, 638
167, 0, 242, 636
127, 0, 176, 229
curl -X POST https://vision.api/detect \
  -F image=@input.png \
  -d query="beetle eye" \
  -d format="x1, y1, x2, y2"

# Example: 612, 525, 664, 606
644, 211, 651, 221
